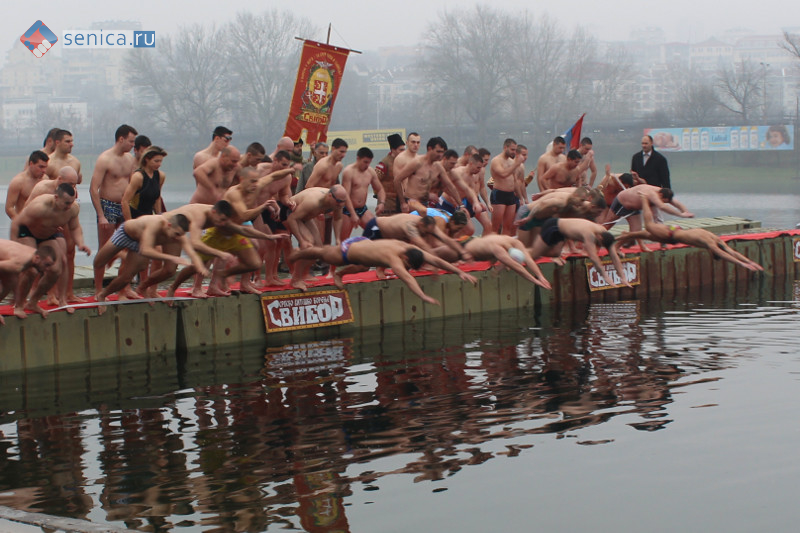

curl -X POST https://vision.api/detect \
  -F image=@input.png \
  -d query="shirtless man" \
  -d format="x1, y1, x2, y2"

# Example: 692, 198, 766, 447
392, 131, 421, 184
213, 167, 289, 294
611, 183, 693, 233
297, 141, 328, 193
489, 138, 526, 235
5, 150, 49, 220
193, 126, 232, 169
529, 217, 633, 288
45, 129, 82, 183
533, 136, 566, 190
360, 212, 469, 263
616, 193, 763, 272
286, 185, 347, 290
395, 136, 448, 214
439, 153, 484, 225
42, 128, 60, 155
341, 147, 386, 240
268, 136, 294, 161
256, 152, 297, 285
448, 234, 552, 290
89, 124, 138, 248
0, 241, 57, 325
190, 146, 241, 204
27, 166, 83, 304
11, 183, 91, 317
289, 238, 477, 305
427, 149, 463, 209
134, 201, 273, 297
93, 214, 206, 312
540, 149, 593, 190
576, 137, 598, 187
375, 134, 405, 216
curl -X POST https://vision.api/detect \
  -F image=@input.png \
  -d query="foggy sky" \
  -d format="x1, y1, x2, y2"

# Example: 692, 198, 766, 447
4, 0, 800, 65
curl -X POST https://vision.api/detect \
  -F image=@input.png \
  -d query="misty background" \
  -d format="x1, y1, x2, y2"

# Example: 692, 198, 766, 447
2, 4, 800, 187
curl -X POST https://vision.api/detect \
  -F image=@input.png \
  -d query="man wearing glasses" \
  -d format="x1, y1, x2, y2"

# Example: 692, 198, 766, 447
193, 125, 233, 169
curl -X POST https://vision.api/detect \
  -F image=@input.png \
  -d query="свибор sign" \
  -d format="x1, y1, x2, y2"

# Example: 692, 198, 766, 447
261, 290, 355, 332
586, 257, 641, 291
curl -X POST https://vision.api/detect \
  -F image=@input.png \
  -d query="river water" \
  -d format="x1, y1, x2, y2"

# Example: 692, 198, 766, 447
1, 277, 800, 532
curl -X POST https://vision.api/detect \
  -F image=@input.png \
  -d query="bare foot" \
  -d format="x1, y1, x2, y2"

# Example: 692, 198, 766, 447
0, 315, 5, 325
25, 301, 49, 318
376, 267, 387, 280
333, 273, 345, 289
119, 288, 143, 301
290, 279, 308, 292
552, 257, 566, 267
190, 287, 209, 298
239, 281, 260, 295
67, 294, 87, 304
262, 277, 286, 287
13, 307, 27, 320
46, 294, 59, 306
95, 293, 107, 316
206, 286, 231, 297
66, 306, 76, 315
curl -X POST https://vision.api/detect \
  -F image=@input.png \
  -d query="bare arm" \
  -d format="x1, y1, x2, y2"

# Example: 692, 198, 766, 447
490, 157, 522, 179
420, 249, 478, 285
4, 180, 21, 220
370, 171, 386, 215
388, 255, 439, 305
121, 171, 144, 221
89, 160, 108, 220
192, 162, 215, 192
67, 209, 91, 255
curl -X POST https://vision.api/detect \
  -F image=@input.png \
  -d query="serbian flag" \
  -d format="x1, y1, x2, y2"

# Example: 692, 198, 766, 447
283, 40, 351, 146
562, 113, 585, 150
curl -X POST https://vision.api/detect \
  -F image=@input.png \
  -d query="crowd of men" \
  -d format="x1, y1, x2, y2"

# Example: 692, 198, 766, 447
1, 126, 764, 323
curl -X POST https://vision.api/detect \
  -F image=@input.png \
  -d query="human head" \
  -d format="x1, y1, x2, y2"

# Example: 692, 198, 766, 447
211, 200, 234, 226
766, 125, 790, 147
468, 152, 483, 173
213, 125, 233, 142
658, 187, 674, 202
356, 147, 374, 170
54, 183, 76, 210
463, 145, 478, 158
312, 142, 329, 161
140, 145, 167, 169
273, 150, 291, 169
517, 144, 528, 160
28, 150, 49, 179
292, 138, 304, 155
552, 136, 566, 155
134, 135, 152, 159
387, 133, 405, 152
407, 132, 421, 154
442, 149, 459, 171
57, 166, 79, 187
619, 173, 634, 187
426, 137, 447, 161
405, 247, 425, 270
641, 135, 654, 153
167, 214, 190, 238
579, 137, 592, 154
566, 149, 583, 169
448, 209, 468, 232
53, 129, 73, 154
239, 167, 260, 193
503, 138, 517, 158
330, 138, 348, 162
276, 136, 294, 152
32, 246, 57, 273
478, 148, 491, 166
115, 124, 138, 152
599, 231, 615, 249
245, 142, 266, 167
416, 215, 436, 236
43, 128, 61, 150
328, 184, 347, 205
219, 146, 241, 171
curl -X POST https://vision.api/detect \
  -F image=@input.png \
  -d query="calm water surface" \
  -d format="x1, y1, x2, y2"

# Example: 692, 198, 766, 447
1, 279, 799, 532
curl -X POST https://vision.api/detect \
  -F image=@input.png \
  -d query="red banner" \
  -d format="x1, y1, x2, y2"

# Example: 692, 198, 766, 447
283, 40, 350, 146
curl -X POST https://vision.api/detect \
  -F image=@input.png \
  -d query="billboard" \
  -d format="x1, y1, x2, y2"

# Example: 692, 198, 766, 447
644, 125, 794, 152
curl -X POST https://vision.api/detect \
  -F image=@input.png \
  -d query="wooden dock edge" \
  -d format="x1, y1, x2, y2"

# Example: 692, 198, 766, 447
2, 233, 798, 372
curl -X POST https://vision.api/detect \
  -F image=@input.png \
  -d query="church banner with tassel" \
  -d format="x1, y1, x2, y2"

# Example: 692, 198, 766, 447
283, 40, 351, 146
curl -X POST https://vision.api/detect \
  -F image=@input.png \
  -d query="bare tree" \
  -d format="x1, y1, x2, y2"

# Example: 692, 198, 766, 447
419, 5, 520, 143
666, 65, 719, 123
126, 24, 228, 143
780, 31, 800, 61
223, 10, 316, 142
715, 59, 763, 122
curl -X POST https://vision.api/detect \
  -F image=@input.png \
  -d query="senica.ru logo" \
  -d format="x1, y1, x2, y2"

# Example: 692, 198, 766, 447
61, 29, 155, 49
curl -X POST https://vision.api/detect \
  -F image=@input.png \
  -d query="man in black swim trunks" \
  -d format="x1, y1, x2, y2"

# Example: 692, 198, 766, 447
529, 217, 632, 288
10, 183, 91, 316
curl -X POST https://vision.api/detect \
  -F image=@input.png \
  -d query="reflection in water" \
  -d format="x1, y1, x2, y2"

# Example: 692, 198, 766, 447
0, 280, 799, 531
